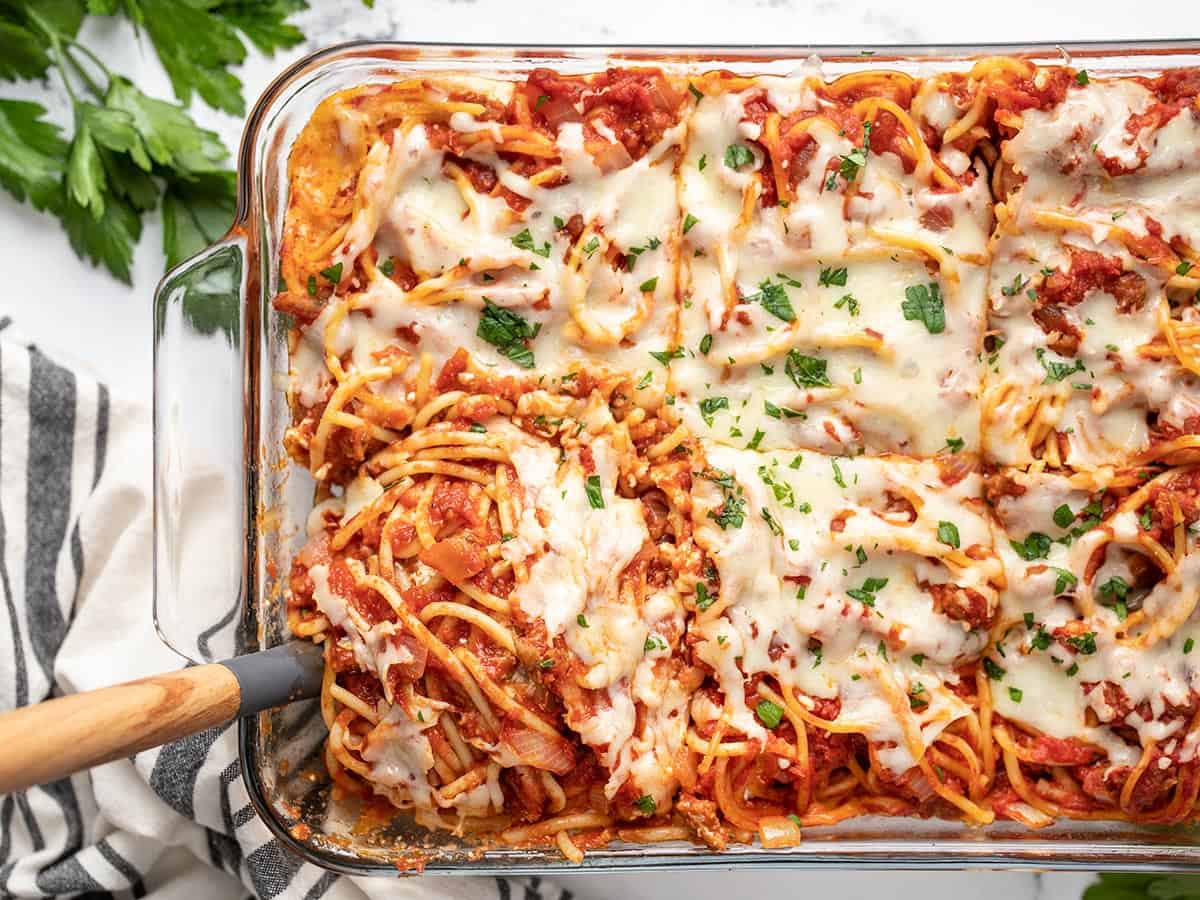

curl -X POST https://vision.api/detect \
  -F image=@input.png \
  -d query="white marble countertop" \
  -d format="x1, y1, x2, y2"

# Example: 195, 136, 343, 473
2, 1, 1189, 896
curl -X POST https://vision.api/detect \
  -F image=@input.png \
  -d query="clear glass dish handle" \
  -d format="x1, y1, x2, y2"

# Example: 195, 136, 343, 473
152, 236, 249, 664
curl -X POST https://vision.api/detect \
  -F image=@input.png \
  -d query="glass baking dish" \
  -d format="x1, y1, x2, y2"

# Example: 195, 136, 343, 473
153, 40, 1200, 875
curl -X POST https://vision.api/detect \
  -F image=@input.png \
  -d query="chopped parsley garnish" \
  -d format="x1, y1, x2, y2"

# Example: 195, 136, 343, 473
832, 458, 846, 488
1000, 274, 1029, 297
1067, 632, 1097, 655
1186, 637, 1195, 655
639, 276, 659, 292
644, 635, 667, 653
764, 400, 782, 419
901, 282, 945, 334
683, 213, 700, 234
1036, 347, 1086, 384
909, 683, 928, 710
755, 700, 784, 729
1178, 261, 1194, 276
306, 275, 317, 297
1075, 70, 1090, 85
1099, 576, 1130, 620
834, 293, 859, 316
688, 82, 703, 102
1030, 627, 1053, 652
650, 347, 685, 366
847, 576, 888, 608
937, 521, 961, 549
836, 146, 867, 184
724, 143, 755, 170
818, 266, 848, 287
706, 470, 746, 530
477, 299, 540, 369
1008, 687, 1024, 703
699, 396, 730, 426
511, 228, 551, 258
696, 582, 715, 611
634, 795, 657, 815
1053, 504, 1075, 529
912, 653, 926, 667
698, 154, 707, 171
982, 657, 1006, 681
583, 236, 600, 257
943, 437, 965, 454
699, 333, 713, 354
320, 261, 343, 284
785, 350, 832, 389
585, 475, 605, 509
760, 506, 782, 535
577, 614, 589, 628
746, 278, 796, 322
1052, 567, 1078, 595
538, 658, 554, 669
535, 94, 550, 108
747, 428, 765, 450
1010, 531, 1051, 561
379, 257, 396, 277
636, 371, 653, 389
469, 423, 487, 434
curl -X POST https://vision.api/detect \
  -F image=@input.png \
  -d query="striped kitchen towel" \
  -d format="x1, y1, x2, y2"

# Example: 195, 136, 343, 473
0, 318, 569, 900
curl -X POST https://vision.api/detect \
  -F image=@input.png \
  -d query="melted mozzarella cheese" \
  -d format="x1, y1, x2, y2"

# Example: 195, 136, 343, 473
675, 80, 990, 458
991, 470, 1200, 759
692, 444, 998, 773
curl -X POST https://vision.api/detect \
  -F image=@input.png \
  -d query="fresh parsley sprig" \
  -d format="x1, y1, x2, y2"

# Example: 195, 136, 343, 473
0, 0, 311, 283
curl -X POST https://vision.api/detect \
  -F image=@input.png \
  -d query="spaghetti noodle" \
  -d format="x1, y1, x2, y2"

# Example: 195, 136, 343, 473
274, 60, 1200, 858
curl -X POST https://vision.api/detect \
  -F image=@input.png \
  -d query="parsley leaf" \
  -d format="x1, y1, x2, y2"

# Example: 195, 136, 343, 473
634, 795, 657, 815
746, 278, 795, 322
755, 700, 784, 729
0, 100, 68, 212
511, 227, 551, 257
1067, 632, 1097, 655
818, 266, 848, 287
477, 299, 540, 369
937, 521, 960, 549
650, 347, 684, 366
699, 396, 729, 426
1051, 567, 1078, 595
161, 170, 236, 269
1053, 504, 1075, 529
1035, 347, 1086, 384
585, 475, 605, 509
785, 350, 832, 389
847, 575, 888, 608
1010, 532, 1052, 561
724, 143, 755, 169
901, 282, 946, 334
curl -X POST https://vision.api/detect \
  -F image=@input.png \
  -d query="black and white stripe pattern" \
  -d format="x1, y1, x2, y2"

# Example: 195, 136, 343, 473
0, 325, 570, 900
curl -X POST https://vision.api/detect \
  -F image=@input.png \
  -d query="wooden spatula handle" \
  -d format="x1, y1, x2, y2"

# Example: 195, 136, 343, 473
0, 664, 240, 793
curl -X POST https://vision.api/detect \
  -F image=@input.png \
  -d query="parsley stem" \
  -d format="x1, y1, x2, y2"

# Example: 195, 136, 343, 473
65, 40, 113, 97
62, 46, 105, 99
48, 40, 81, 104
